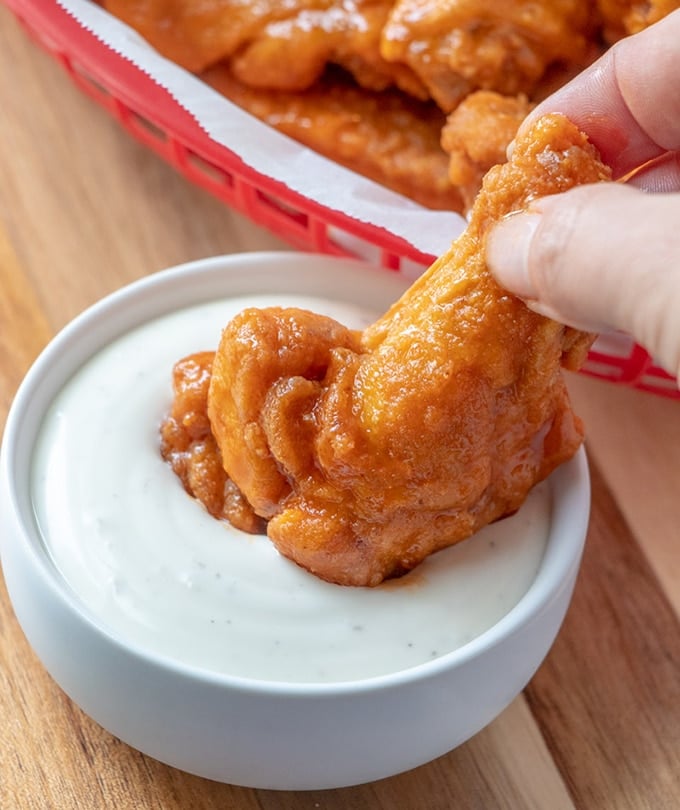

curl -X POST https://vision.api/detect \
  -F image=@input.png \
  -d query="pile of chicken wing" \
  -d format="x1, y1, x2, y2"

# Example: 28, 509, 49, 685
104, 0, 677, 210
161, 113, 610, 586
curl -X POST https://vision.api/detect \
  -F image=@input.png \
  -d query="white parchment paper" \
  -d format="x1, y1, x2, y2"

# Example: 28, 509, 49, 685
57, 0, 466, 259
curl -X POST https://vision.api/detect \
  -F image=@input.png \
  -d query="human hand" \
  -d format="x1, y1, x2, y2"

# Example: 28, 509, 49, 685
485, 10, 680, 383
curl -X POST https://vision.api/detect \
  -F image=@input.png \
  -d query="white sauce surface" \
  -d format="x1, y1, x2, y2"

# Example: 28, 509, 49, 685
31, 294, 550, 684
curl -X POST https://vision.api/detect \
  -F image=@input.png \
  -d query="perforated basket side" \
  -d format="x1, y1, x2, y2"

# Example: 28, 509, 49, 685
583, 334, 678, 397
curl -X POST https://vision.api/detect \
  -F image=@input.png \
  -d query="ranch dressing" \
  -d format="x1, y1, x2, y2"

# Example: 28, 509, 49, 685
30, 294, 549, 684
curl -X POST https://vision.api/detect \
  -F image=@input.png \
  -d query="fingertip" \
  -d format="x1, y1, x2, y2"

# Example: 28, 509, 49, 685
487, 207, 607, 333
522, 299, 607, 334
486, 212, 541, 300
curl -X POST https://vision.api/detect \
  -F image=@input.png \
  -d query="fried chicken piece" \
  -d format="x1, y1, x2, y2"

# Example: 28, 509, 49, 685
202, 65, 462, 211
160, 352, 266, 533
595, 0, 680, 42
441, 90, 533, 212
103, 0, 425, 98
203, 114, 610, 586
440, 58, 606, 213
380, 0, 596, 112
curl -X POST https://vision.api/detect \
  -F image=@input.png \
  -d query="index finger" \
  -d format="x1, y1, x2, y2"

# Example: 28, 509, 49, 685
517, 10, 680, 178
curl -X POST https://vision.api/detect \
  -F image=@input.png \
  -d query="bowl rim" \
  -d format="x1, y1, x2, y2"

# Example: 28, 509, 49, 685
0, 251, 590, 698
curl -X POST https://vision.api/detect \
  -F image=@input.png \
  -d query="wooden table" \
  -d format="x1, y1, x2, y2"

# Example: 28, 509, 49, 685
1, 6, 679, 808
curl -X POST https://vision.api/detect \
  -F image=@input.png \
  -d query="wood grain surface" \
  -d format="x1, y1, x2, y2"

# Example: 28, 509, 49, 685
1, 5, 679, 808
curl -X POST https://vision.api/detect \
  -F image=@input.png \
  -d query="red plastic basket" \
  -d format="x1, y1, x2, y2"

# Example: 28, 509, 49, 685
5, 0, 678, 399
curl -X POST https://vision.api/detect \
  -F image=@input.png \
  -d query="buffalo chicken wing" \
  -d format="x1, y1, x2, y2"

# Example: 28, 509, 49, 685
160, 114, 610, 586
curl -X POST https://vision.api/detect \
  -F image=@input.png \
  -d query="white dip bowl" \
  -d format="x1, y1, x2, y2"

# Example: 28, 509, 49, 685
0, 252, 589, 790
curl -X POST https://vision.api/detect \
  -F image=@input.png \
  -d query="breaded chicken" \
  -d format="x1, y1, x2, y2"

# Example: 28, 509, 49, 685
160, 352, 266, 533
596, 0, 680, 42
103, 0, 425, 97
202, 65, 462, 211
198, 114, 610, 586
380, 0, 595, 111
441, 90, 533, 211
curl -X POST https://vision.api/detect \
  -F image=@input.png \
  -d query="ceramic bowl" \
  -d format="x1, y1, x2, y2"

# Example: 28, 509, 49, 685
0, 252, 589, 790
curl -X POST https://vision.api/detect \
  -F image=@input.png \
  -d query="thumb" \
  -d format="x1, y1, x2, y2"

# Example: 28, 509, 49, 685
486, 183, 680, 383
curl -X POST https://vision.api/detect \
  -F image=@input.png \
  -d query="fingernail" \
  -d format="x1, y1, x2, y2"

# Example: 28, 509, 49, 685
486, 212, 542, 299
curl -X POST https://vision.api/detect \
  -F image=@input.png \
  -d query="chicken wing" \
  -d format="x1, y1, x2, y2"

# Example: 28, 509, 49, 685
595, 0, 680, 42
199, 113, 610, 586
160, 352, 266, 533
103, 0, 425, 97
380, 0, 596, 111
202, 65, 462, 211
441, 90, 533, 212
